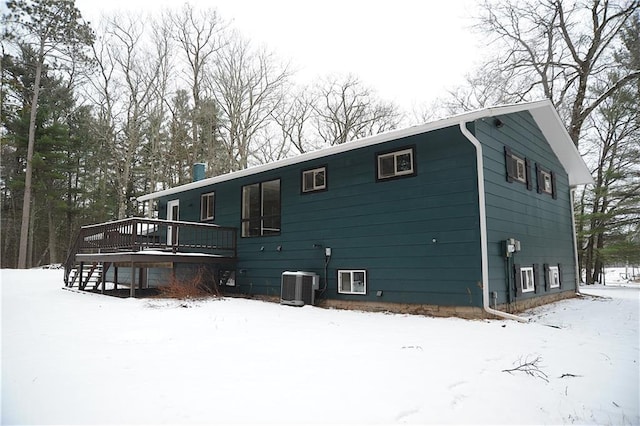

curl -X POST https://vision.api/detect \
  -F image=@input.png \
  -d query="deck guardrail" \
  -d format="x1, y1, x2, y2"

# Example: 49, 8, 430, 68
63, 217, 237, 286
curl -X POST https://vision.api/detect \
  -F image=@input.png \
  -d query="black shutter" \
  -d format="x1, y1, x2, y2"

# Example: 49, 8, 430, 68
505, 146, 515, 182
543, 263, 550, 291
557, 263, 562, 288
536, 164, 543, 193
514, 264, 522, 297
525, 158, 533, 191
551, 171, 557, 199
533, 264, 540, 293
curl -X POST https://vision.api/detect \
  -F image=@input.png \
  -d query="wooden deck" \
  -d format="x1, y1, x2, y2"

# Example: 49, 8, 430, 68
64, 218, 238, 296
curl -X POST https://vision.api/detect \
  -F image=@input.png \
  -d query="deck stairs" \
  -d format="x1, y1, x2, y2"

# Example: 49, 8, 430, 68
67, 263, 104, 290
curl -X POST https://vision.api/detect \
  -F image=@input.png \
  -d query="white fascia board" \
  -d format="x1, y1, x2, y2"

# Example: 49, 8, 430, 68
137, 100, 590, 202
527, 103, 594, 186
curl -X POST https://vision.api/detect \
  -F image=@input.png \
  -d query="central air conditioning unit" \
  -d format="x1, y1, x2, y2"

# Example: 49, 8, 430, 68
280, 271, 319, 307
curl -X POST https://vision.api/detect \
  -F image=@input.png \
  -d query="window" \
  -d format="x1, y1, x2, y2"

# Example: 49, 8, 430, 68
548, 265, 560, 289
521, 267, 535, 293
504, 146, 532, 190
536, 164, 557, 198
200, 192, 215, 221
241, 179, 281, 237
302, 166, 326, 193
338, 270, 367, 295
377, 147, 415, 180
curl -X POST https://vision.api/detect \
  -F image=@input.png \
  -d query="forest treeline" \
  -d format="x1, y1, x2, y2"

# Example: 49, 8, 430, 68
1, 0, 638, 283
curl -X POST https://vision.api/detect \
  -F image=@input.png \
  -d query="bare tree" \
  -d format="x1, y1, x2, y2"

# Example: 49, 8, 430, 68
472, 0, 639, 145
103, 14, 164, 218
313, 74, 402, 146
207, 32, 291, 171
272, 85, 317, 154
168, 4, 225, 173
444, 62, 528, 114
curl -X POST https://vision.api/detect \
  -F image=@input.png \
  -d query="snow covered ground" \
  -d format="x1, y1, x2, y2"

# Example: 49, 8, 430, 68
1, 268, 638, 425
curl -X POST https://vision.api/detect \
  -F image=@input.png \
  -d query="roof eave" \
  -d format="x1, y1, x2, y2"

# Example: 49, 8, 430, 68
137, 99, 592, 202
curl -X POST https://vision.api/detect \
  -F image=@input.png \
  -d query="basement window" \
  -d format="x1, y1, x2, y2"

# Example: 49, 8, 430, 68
521, 267, 535, 293
302, 166, 327, 193
338, 270, 367, 295
200, 192, 215, 221
377, 147, 415, 180
241, 179, 281, 237
548, 265, 560, 289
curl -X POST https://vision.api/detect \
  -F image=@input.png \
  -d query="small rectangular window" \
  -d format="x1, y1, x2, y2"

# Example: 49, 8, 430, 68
200, 192, 215, 221
377, 147, 415, 180
548, 266, 560, 289
302, 166, 326, 193
241, 179, 280, 237
505, 146, 532, 189
338, 270, 367, 295
536, 164, 557, 198
521, 266, 535, 293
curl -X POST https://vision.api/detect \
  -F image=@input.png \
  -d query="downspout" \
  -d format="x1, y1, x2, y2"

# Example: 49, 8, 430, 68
459, 122, 527, 322
570, 188, 580, 294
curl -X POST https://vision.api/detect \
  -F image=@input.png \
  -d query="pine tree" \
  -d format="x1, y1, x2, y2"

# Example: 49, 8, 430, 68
2, 0, 94, 268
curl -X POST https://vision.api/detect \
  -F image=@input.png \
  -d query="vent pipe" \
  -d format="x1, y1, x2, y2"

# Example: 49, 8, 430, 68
193, 163, 206, 182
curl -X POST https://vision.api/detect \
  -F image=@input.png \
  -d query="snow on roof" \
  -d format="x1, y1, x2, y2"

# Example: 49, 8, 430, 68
138, 99, 592, 202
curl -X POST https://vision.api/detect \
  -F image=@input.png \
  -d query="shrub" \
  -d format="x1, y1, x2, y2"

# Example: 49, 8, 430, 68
157, 267, 220, 299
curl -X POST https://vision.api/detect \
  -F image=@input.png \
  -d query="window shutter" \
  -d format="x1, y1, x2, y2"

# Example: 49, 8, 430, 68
533, 264, 540, 293
551, 171, 557, 199
504, 146, 515, 182
557, 263, 562, 288
525, 158, 533, 191
536, 164, 543, 193
543, 263, 550, 291
514, 264, 522, 297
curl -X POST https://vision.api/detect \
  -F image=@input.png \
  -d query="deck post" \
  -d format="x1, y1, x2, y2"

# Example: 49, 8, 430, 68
100, 262, 106, 294
79, 262, 84, 290
130, 263, 135, 298
114, 266, 118, 290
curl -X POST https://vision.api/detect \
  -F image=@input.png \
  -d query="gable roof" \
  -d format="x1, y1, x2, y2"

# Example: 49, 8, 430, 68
138, 99, 592, 202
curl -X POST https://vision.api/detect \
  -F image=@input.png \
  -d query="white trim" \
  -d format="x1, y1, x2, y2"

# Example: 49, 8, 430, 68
570, 188, 581, 293
521, 266, 535, 293
548, 266, 560, 289
302, 167, 326, 192
137, 100, 592, 202
377, 148, 415, 179
166, 199, 180, 246
337, 269, 367, 295
200, 192, 215, 221
458, 122, 527, 322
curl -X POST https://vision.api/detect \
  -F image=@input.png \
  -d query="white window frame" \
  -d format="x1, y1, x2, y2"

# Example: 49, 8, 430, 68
377, 148, 415, 180
541, 170, 553, 194
513, 155, 527, 183
200, 192, 215, 221
548, 266, 560, 289
521, 266, 535, 293
302, 167, 326, 192
338, 270, 367, 295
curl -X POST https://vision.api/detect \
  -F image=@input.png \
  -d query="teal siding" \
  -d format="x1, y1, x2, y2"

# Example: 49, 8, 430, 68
159, 126, 484, 306
474, 112, 577, 304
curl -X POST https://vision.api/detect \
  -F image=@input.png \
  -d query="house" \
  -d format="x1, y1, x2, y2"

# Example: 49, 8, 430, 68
64, 99, 593, 319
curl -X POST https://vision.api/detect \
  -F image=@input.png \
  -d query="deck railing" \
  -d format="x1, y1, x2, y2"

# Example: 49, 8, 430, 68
63, 217, 237, 286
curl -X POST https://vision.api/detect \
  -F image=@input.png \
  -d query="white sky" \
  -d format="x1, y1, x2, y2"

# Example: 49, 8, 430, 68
75, 0, 486, 112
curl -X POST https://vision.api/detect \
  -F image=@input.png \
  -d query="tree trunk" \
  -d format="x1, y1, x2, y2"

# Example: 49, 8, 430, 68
18, 50, 43, 268
48, 199, 57, 264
